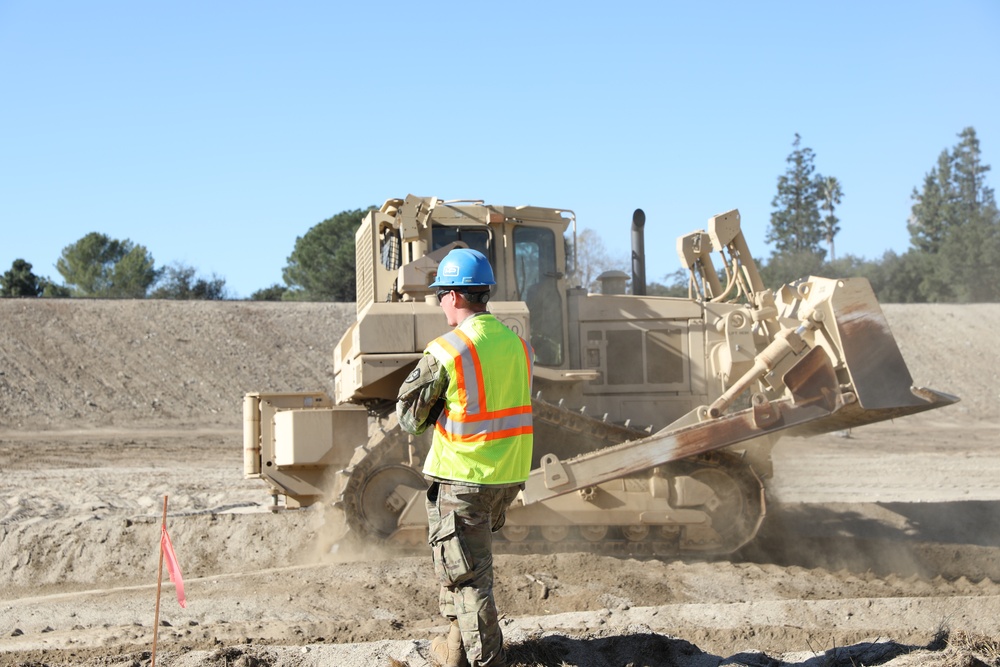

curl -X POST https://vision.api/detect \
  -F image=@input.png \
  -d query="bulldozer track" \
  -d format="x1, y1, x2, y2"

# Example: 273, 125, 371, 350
334, 397, 766, 557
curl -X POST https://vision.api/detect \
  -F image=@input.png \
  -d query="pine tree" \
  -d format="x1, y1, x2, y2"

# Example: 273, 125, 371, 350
767, 134, 827, 257
907, 127, 999, 302
282, 208, 371, 301
908, 150, 957, 254
952, 126, 994, 217
55, 233, 159, 298
1, 259, 43, 297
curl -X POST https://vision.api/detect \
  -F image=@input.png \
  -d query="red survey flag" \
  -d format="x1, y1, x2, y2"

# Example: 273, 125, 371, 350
160, 525, 187, 608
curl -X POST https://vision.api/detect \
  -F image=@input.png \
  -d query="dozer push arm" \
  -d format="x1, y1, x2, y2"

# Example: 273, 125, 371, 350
521, 341, 843, 506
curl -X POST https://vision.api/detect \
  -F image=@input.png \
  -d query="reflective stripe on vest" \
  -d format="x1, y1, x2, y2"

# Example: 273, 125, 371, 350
423, 314, 533, 484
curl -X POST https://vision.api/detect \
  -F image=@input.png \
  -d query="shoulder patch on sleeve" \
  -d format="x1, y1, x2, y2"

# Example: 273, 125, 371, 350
405, 367, 421, 383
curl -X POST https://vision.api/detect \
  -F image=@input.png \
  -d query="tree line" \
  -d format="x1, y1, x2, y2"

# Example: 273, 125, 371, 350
0, 234, 228, 300
3, 127, 997, 303
0, 207, 369, 301
644, 126, 998, 303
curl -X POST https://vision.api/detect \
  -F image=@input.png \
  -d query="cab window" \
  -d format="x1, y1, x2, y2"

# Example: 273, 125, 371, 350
514, 227, 563, 366
432, 227, 491, 257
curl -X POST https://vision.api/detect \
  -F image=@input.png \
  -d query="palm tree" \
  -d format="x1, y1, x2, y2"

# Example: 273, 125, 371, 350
820, 176, 844, 260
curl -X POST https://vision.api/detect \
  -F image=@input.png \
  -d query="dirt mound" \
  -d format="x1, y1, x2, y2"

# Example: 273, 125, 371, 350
0, 299, 355, 430
883, 303, 999, 421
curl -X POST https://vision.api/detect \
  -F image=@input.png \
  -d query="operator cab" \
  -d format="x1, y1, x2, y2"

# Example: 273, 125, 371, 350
431, 223, 564, 367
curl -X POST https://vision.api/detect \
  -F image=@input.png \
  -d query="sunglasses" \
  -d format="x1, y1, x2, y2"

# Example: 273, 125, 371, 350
437, 288, 489, 304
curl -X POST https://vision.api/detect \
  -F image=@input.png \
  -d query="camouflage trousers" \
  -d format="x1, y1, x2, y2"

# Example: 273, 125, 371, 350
425, 479, 522, 667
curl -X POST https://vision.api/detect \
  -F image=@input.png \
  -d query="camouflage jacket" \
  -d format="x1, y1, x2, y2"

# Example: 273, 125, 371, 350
396, 352, 449, 436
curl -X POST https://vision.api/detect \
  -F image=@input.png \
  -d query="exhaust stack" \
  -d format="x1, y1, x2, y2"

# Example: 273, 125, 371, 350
631, 208, 646, 296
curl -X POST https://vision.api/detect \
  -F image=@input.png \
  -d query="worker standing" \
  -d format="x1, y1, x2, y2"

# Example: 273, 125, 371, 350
396, 247, 534, 667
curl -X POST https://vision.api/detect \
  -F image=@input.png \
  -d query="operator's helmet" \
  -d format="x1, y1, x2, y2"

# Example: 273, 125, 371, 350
430, 248, 496, 287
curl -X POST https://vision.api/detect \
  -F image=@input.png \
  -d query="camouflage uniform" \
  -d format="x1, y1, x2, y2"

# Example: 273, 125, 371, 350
397, 352, 521, 667
396, 353, 448, 438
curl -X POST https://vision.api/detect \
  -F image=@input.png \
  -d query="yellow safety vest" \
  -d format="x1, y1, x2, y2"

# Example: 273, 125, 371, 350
423, 314, 534, 484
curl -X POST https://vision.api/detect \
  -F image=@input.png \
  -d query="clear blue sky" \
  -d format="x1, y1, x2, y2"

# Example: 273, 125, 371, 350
2, 1, 998, 298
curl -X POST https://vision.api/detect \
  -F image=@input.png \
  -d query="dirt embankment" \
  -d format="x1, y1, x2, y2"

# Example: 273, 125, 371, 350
0, 299, 356, 430
0, 299, 998, 667
1, 299, 995, 430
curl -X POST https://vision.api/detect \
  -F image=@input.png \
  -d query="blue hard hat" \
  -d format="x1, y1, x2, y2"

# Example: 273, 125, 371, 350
430, 248, 496, 287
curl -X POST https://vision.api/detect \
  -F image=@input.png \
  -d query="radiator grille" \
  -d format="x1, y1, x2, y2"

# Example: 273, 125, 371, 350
355, 217, 374, 314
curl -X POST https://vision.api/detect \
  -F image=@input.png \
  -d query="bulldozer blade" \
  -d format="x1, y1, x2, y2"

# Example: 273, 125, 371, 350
775, 278, 960, 436
827, 280, 933, 410
785, 386, 958, 437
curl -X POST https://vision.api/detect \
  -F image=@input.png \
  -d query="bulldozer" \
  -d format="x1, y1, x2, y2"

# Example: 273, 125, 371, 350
243, 195, 956, 556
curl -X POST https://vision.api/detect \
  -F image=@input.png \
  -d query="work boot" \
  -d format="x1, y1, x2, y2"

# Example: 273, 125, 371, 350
429, 620, 469, 667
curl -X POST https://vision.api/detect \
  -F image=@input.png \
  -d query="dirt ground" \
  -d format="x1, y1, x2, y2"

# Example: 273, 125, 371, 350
0, 299, 998, 667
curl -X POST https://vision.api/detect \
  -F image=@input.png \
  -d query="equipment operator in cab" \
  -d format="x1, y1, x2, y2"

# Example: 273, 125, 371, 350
396, 248, 534, 667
